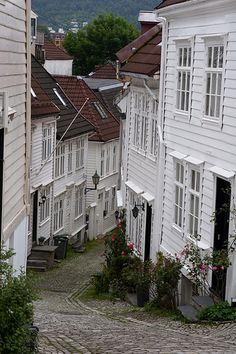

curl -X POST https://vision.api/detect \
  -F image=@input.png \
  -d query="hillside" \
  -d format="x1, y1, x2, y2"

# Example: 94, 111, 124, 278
32, 0, 161, 30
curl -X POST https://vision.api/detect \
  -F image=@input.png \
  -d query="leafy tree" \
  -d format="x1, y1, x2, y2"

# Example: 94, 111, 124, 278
63, 13, 139, 75
0, 247, 37, 354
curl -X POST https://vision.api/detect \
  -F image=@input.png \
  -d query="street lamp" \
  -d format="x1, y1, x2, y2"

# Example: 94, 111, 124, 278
132, 202, 145, 219
85, 170, 100, 194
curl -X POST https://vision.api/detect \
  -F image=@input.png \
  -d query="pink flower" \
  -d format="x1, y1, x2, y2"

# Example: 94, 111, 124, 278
221, 266, 225, 270
200, 264, 207, 272
128, 243, 134, 251
111, 235, 116, 242
211, 266, 218, 271
121, 251, 125, 257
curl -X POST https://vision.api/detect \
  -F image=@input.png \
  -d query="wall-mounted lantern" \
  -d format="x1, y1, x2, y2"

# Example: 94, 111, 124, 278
85, 170, 100, 194
132, 202, 145, 219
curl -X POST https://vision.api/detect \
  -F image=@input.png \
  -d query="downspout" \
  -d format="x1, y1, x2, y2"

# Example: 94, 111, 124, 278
153, 15, 167, 256
0, 128, 4, 243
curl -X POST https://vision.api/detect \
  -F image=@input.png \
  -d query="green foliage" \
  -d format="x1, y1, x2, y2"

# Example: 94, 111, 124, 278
151, 252, 182, 310
91, 268, 110, 295
198, 302, 236, 322
63, 13, 139, 75
0, 247, 37, 354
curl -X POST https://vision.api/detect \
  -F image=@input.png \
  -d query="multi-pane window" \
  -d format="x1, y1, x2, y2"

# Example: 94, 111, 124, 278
100, 148, 105, 177
150, 119, 158, 156
55, 144, 65, 178
113, 145, 117, 172
40, 186, 50, 222
42, 126, 52, 161
205, 45, 224, 119
75, 186, 84, 218
189, 169, 200, 237
106, 147, 110, 175
174, 163, 184, 228
54, 197, 64, 231
68, 142, 73, 173
104, 190, 109, 217
76, 138, 84, 169
176, 46, 192, 112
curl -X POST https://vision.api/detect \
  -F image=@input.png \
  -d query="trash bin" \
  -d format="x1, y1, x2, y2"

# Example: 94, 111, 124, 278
53, 234, 69, 259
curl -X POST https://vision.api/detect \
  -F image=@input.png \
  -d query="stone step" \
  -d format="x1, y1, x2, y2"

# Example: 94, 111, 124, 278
27, 259, 47, 268
178, 305, 199, 322
27, 265, 46, 272
192, 295, 214, 310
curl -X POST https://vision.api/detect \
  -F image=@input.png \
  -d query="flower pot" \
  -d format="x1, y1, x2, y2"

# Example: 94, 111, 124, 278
136, 285, 149, 307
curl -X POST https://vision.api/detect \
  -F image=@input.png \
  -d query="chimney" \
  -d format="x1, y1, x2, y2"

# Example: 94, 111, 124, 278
138, 11, 158, 34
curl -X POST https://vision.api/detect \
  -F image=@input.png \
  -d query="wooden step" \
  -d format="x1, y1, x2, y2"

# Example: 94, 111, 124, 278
27, 265, 46, 272
27, 259, 47, 268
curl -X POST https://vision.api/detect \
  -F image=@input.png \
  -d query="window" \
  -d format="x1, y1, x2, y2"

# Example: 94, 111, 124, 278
104, 190, 109, 217
150, 119, 158, 156
100, 148, 105, 177
133, 113, 140, 147
112, 145, 117, 172
68, 142, 73, 173
42, 126, 52, 161
55, 144, 65, 178
106, 147, 110, 175
76, 138, 84, 169
176, 46, 192, 112
111, 186, 116, 211
93, 102, 107, 119
205, 45, 224, 119
75, 186, 84, 218
40, 186, 50, 222
54, 197, 64, 231
189, 169, 200, 237
53, 88, 67, 106
140, 115, 148, 151
174, 162, 184, 228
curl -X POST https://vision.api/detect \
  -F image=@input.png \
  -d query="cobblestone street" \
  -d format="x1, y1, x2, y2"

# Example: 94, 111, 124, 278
34, 239, 236, 354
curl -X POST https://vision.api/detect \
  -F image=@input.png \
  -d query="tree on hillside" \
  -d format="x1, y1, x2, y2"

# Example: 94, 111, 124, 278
63, 13, 139, 75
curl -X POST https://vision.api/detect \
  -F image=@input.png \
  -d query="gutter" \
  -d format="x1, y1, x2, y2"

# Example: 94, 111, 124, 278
0, 128, 4, 243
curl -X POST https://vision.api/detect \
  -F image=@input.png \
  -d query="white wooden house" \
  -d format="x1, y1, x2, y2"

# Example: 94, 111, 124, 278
0, 0, 31, 272
55, 75, 121, 239
116, 17, 163, 260
155, 0, 236, 303
43, 38, 73, 76
30, 57, 94, 250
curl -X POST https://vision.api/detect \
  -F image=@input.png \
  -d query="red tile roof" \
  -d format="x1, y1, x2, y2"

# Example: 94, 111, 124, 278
116, 25, 162, 77
54, 75, 120, 142
89, 63, 117, 79
155, 0, 189, 9
32, 55, 94, 140
43, 39, 73, 61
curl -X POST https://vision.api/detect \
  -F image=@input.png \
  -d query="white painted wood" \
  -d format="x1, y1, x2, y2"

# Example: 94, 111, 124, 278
44, 60, 73, 76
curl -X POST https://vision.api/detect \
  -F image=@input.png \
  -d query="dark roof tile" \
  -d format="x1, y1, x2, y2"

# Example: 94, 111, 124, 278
43, 39, 73, 60
155, 0, 189, 9
89, 63, 117, 79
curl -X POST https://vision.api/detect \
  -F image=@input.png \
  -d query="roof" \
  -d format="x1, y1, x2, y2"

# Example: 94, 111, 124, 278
32, 55, 94, 140
84, 78, 122, 91
54, 75, 120, 142
155, 0, 189, 9
43, 38, 73, 61
89, 63, 117, 79
116, 25, 162, 77
95, 87, 125, 122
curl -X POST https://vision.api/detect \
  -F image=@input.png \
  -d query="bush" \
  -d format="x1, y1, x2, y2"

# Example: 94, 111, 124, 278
91, 267, 110, 294
198, 301, 236, 321
0, 247, 37, 354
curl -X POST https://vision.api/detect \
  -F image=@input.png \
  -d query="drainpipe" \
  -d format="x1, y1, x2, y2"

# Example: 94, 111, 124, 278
153, 15, 167, 257
0, 128, 4, 243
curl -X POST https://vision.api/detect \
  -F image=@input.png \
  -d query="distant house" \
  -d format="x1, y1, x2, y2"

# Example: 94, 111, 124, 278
88, 63, 117, 79
43, 38, 73, 76
116, 15, 162, 259
30, 56, 94, 251
0, 1, 31, 271
55, 75, 120, 238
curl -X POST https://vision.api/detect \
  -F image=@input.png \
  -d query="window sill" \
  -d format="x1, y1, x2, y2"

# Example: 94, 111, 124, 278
75, 214, 83, 221
39, 218, 50, 227
67, 171, 73, 175
131, 146, 147, 157
75, 166, 84, 171
54, 226, 64, 235
186, 234, 210, 250
171, 224, 184, 236
202, 116, 221, 129
174, 110, 190, 121
54, 174, 65, 181
41, 158, 52, 165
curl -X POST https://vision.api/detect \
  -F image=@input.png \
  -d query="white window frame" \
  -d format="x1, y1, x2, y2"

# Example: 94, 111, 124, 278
176, 45, 192, 114
42, 125, 52, 162
106, 146, 110, 175
55, 144, 65, 178
150, 117, 158, 157
174, 162, 185, 230
188, 168, 201, 238
100, 148, 105, 177
67, 141, 73, 173
75, 185, 84, 219
54, 196, 64, 232
75, 137, 84, 169
104, 190, 110, 218
203, 37, 226, 124
111, 186, 116, 211
40, 186, 50, 223
112, 145, 117, 172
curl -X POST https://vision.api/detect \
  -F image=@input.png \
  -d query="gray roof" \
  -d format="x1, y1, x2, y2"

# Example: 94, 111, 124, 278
84, 78, 122, 91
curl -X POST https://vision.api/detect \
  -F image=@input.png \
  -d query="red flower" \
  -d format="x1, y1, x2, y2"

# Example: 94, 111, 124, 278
111, 235, 116, 242
128, 243, 134, 251
121, 251, 125, 257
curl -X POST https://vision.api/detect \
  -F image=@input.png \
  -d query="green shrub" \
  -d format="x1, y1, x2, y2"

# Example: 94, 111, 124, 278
91, 267, 110, 294
198, 301, 236, 321
0, 247, 37, 354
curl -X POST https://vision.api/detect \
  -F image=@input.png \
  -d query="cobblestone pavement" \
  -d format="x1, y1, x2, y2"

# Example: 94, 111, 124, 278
34, 239, 236, 354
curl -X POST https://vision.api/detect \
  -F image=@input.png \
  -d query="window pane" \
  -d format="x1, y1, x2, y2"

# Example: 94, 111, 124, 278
190, 194, 194, 214
219, 46, 224, 68
179, 48, 183, 66
208, 47, 212, 67
183, 47, 187, 66
211, 73, 217, 95
213, 46, 218, 68
196, 172, 200, 192
191, 170, 195, 189
188, 48, 192, 67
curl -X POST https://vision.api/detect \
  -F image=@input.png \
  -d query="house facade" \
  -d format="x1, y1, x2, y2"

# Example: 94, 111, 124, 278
55, 75, 121, 239
0, 0, 31, 271
116, 19, 163, 260
43, 38, 73, 76
156, 0, 236, 303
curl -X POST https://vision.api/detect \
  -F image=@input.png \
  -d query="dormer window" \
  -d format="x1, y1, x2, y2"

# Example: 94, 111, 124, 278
53, 88, 67, 106
93, 102, 107, 119
31, 88, 37, 98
